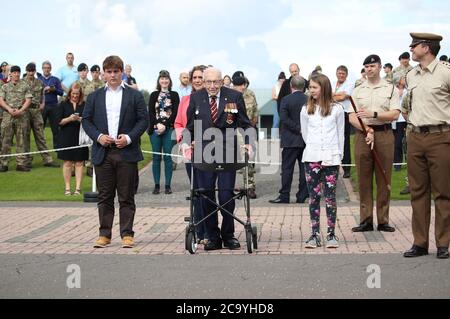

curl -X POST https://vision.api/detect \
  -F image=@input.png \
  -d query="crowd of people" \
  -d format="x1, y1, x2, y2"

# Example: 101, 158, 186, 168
0, 32, 449, 258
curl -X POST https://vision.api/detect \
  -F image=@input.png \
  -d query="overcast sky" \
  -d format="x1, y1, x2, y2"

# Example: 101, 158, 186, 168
2, 0, 449, 90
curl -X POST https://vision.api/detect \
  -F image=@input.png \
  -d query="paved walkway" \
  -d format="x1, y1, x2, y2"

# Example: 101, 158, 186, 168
0, 153, 432, 256
0, 204, 426, 255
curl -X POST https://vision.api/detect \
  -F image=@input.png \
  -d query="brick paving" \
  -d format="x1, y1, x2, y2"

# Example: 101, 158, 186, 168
0, 204, 433, 255
0, 157, 433, 256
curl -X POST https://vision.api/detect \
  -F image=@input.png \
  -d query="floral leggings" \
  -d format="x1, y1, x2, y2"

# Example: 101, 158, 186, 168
304, 162, 339, 235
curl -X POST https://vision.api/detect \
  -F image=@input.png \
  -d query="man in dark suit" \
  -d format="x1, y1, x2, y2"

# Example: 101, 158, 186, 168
270, 76, 309, 204
277, 63, 307, 115
185, 67, 255, 251
82, 55, 149, 249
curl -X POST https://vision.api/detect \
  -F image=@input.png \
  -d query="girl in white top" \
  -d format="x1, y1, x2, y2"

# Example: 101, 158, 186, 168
300, 74, 345, 249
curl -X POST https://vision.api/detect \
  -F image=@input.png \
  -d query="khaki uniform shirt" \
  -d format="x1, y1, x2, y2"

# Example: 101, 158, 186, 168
351, 78, 400, 126
0, 80, 33, 109
406, 60, 450, 126
24, 77, 43, 107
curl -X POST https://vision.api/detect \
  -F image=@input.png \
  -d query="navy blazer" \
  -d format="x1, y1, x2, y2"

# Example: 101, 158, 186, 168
82, 85, 149, 165
186, 87, 254, 163
279, 91, 307, 148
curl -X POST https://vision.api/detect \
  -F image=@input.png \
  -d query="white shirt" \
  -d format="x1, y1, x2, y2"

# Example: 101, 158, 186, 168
332, 79, 354, 113
300, 103, 345, 166
98, 82, 131, 145
392, 89, 407, 129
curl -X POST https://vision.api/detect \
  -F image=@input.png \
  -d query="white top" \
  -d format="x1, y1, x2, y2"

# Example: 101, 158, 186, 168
332, 79, 354, 113
300, 103, 345, 166
99, 82, 131, 145
392, 89, 407, 129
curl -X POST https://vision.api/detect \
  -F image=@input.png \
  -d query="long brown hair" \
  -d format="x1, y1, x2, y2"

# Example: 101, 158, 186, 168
66, 82, 84, 105
307, 74, 333, 117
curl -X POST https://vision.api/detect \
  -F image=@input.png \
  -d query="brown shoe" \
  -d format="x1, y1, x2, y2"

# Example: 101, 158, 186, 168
122, 236, 134, 248
94, 236, 111, 248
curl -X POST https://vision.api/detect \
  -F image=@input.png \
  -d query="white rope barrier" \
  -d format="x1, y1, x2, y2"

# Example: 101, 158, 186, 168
0, 145, 408, 168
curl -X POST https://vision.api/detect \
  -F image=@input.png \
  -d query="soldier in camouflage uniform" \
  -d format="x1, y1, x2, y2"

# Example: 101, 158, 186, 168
231, 71, 259, 199
82, 65, 104, 177
393, 52, 414, 79
74, 63, 91, 102
23, 63, 59, 168
0, 66, 33, 172
84, 65, 104, 98
383, 63, 394, 83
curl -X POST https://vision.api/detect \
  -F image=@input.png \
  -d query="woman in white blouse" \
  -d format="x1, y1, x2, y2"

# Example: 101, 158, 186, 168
300, 74, 345, 249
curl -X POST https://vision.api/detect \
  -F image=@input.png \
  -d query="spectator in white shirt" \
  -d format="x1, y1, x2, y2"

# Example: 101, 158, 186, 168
332, 65, 354, 178
301, 74, 345, 249
392, 74, 407, 171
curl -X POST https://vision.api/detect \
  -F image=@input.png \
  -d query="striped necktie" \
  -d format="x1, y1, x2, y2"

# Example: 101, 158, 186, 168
210, 95, 218, 123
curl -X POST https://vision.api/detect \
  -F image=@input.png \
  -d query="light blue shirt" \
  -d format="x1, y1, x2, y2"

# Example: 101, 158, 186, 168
56, 65, 79, 91
178, 85, 192, 99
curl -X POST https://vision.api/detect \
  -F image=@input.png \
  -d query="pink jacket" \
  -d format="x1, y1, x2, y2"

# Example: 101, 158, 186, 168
174, 95, 192, 159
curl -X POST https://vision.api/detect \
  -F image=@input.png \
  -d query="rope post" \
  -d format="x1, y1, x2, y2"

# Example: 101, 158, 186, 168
84, 149, 98, 202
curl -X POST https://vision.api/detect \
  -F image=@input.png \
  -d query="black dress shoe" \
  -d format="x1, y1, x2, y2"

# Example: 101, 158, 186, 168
352, 222, 374, 232
152, 185, 160, 195
223, 238, 241, 250
44, 162, 60, 168
204, 240, 222, 251
165, 186, 172, 194
437, 247, 449, 259
403, 245, 428, 258
377, 224, 395, 232
269, 197, 289, 204
16, 165, 31, 172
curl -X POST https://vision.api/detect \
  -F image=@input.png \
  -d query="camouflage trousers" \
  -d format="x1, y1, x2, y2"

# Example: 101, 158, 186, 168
24, 108, 53, 166
0, 113, 2, 152
238, 163, 256, 190
0, 112, 29, 167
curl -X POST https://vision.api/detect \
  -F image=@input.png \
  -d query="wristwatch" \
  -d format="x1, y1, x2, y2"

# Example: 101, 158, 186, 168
373, 111, 378, 118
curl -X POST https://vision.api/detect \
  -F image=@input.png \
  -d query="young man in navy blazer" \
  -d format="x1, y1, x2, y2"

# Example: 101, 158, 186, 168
186, 67, 255, 251
82, 55, 149, 249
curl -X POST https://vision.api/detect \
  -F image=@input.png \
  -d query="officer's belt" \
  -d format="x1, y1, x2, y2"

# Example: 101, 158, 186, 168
408, 124, 450, 134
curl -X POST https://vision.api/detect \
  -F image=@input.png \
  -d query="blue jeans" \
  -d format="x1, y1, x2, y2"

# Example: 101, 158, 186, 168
271, 103, 280, 139
150, 128, 174, 186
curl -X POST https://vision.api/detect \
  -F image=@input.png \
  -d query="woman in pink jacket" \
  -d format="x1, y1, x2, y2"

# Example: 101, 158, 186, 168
174, 65, 208, 244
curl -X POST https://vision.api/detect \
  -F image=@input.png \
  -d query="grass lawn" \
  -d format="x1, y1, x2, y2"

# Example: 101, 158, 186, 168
349, 134, 410, 201
0, 127, 152, 201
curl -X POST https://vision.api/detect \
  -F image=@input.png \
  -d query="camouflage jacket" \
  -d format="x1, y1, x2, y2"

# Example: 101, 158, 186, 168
243, 89, 258, 123
0, 80, 33, 109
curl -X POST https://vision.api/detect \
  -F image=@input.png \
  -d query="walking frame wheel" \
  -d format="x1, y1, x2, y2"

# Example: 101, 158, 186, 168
252, 226, 258, 250
186, 227, 197, 254
246, 226, 253, 254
